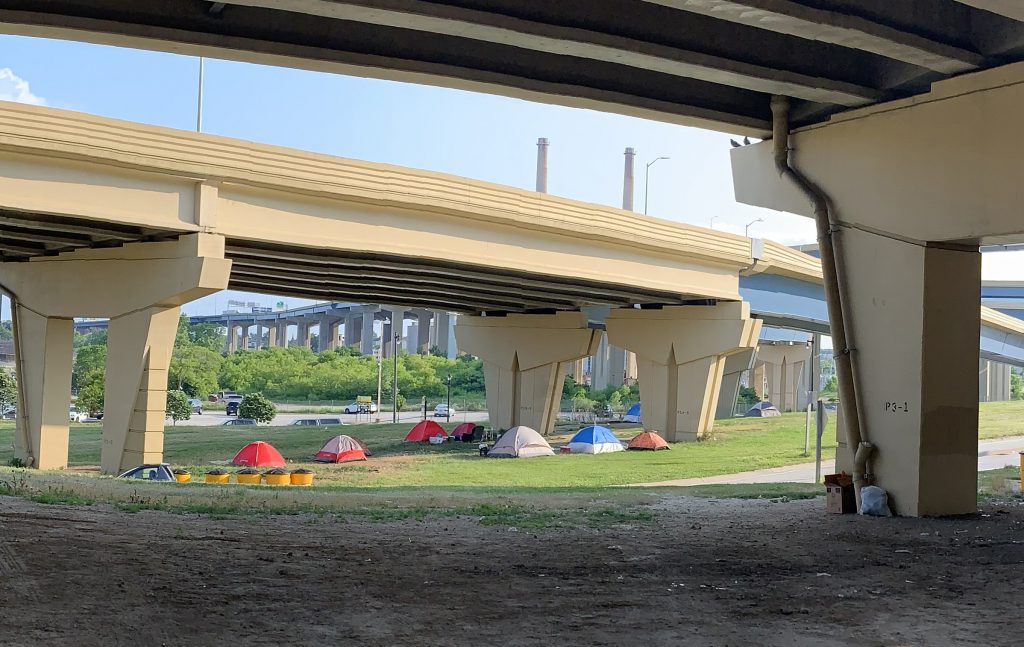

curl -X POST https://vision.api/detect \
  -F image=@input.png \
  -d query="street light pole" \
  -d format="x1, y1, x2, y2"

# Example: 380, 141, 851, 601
375, 347, 383, 424
196, 57, 205, 133
392, 331, 400, 424
644, 156, 670, 215
745, 217, 764, 237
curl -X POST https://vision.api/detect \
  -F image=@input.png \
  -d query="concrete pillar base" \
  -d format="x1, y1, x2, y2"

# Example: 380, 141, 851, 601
606, 302, 761, 442
455, 311, 600, 434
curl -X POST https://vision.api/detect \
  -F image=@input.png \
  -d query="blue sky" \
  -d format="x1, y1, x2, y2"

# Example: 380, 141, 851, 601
0, 34, 1020, 319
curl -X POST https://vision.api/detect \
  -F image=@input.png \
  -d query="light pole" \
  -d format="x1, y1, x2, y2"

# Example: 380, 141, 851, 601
709, 215, 719, 229
644, 156, 670, 215
392, 331, 400, 424
446, 374, 452, 422
745, 217, 764, 237
375, 344, 383, 424
196, 57, 205, 133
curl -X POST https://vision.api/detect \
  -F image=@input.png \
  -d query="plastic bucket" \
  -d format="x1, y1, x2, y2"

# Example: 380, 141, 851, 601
173, 473, 191, 483
290, 472, 314, 486
204, 473, 229, 484
265, 473, 290, 486
236, 472, 262, 485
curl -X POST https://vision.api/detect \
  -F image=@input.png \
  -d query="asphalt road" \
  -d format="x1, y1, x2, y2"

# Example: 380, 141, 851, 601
176, 409, 489, 427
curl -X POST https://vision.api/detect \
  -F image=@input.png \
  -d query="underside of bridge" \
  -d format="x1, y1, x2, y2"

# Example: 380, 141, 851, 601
3, 1, 1024, 515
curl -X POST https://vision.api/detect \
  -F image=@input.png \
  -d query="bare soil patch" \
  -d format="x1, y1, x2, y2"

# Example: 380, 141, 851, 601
1, 495, 1022, 646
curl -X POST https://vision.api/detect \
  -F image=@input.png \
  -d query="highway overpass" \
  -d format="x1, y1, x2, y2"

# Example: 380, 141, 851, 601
3, 2, 1024, 514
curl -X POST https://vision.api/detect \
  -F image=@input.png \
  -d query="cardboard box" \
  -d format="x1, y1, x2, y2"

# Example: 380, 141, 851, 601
824, 473, 855, 514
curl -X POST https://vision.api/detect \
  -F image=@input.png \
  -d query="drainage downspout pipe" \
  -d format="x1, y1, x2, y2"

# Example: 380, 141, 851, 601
769, 96, 873, 503
0, 285, 34, 467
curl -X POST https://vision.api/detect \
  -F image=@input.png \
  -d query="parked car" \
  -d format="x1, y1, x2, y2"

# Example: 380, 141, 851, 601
291, 418, 345, 427
69, 406, 88, 423
225, 401, 240, 416
433, 403, 455, 417
1, 406, 16, 420
117, 463, 175, 481
343, 401, 377, 414
222, 418, 257, 426
188, 398, 204, 415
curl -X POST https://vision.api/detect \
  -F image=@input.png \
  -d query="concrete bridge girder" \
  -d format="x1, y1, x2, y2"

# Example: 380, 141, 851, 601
1, 234, 230, 473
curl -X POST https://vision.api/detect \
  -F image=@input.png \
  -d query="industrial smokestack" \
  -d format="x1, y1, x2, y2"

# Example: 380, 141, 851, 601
536, 137, 549, 193
622, 147, 635, 211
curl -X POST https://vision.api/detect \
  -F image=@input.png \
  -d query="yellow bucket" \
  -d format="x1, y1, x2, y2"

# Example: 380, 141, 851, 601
236, 472, 262, 485
290, 472, 314, 486
265, 473, 290, 486
205, 473, 229, 484
173, 472, 191, 483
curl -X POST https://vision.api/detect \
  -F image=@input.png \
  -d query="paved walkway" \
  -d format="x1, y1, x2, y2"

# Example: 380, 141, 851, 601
631, 435, 1024, 487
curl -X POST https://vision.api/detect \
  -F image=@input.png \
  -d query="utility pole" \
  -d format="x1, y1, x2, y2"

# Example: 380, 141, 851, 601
392, 331, 400, 424
196, 57, 205, 133
535, 137, 549, 193
375, 346, 383, 423
446, 374, 452, 422
644, 156, 669, 214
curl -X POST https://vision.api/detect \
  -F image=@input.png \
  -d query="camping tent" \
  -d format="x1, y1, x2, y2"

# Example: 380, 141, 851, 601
405, 419, 448, 442
314, 435, 368, 463
623, 403, 641, 423
231, 441, 286, 468
627, 431, 670, 451
566, 425, 624, 454
451, 422, 482, 442
488, 426, 554, 458
745, 401, 782, 417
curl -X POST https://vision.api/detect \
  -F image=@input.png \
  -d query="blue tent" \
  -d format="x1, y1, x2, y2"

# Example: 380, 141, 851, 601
566, 425, 624, 454
623, 403, 641, 423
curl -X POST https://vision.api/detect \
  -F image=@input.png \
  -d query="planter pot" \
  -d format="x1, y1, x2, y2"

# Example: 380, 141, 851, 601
173, 472, 191, 483
204, 473, 229, 484
265, 473, 290, 486
236, 472, 262, 485
290, 472, 314, 486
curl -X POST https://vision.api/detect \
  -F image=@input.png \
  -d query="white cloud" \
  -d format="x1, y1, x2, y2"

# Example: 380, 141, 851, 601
0, 67, 46, 105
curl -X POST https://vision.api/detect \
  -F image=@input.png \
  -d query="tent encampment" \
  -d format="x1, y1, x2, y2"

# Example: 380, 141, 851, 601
745, 401, 782, 417
623, 403, 641, 423
566, 425, 624, 454
451, 422, 482, 442
627, 430, 670, 451
231, 441, 286, 468
488, 426, 554, 458
314, 435, 368, 463
405, 419, 448, 442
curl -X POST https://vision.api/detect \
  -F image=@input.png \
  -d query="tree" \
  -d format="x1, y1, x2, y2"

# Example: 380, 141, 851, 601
0, 368, 16, 413
73, 344, 107, 393
165, 389, 191, 425
168, 345, 222, 398
239, 392, 276, 423
1012, 372, 1023, 400
189, 323, 226, 354
823, 376, 838, 393
76, 370, 105, 415
0, 321, 12, 341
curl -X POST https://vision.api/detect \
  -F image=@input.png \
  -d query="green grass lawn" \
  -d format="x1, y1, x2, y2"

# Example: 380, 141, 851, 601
2, 400, 1022, 488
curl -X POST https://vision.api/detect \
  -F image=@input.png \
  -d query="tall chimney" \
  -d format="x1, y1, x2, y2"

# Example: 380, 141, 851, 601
535, 137, 549, 193
622, 147, 635, 210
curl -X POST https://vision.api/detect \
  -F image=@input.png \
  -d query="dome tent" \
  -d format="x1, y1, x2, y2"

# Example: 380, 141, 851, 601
623, 403, 641, 423
314, 435, 368, 463
451, 422, 483, 441
745, 401, 782, 417
488, 426, 554, 458
231, 441, 286, 468
566, 425, 624, 454
627, 431, 670, 451
405, 419, 448, 442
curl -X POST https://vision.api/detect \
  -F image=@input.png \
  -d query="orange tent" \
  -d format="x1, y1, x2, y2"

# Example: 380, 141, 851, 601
627, 431, 670, 451
231, 441, 286, 467
404, 420, 447, 442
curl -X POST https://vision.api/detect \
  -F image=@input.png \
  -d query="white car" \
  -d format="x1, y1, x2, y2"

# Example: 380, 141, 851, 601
433, 403, 455, 417
343, 402, 377, 414
69, 406, 88, 423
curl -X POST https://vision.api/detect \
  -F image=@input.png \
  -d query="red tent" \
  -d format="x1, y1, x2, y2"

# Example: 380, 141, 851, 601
451, 422, 478, 441
404, 420, 447, 442
314, 435, 367, 463
231, 441, 286, 467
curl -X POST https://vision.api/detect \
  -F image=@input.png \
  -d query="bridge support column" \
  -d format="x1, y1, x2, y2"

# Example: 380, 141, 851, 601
240, 325, 251, 352
606, 303, 761, 442
754, 343, 812, 412
415, 310, 432, 353
715, 347, 757, 419
432, 311, 451, 357
455, 312, 600, 434
1, 234, 230, 472
276, 322, 288, 348
267, 324, 278, 348
9, 308, 73, 469
980, 359, 1011, 402
360, 313, 375, 355
343, 316, 355, 348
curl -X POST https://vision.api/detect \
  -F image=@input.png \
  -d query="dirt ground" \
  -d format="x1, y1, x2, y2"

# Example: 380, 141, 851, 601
1, 495, 1022, 646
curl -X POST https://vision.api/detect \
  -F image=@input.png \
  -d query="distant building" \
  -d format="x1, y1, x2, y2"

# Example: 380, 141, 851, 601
0, 341, 13, 369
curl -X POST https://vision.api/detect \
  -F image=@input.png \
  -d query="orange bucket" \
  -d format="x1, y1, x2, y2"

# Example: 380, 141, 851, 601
236, 472, 262, 485
290, 471, 314, 486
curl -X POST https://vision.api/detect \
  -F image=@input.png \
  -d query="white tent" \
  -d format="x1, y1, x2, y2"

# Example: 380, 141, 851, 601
489, 426, 555, 458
